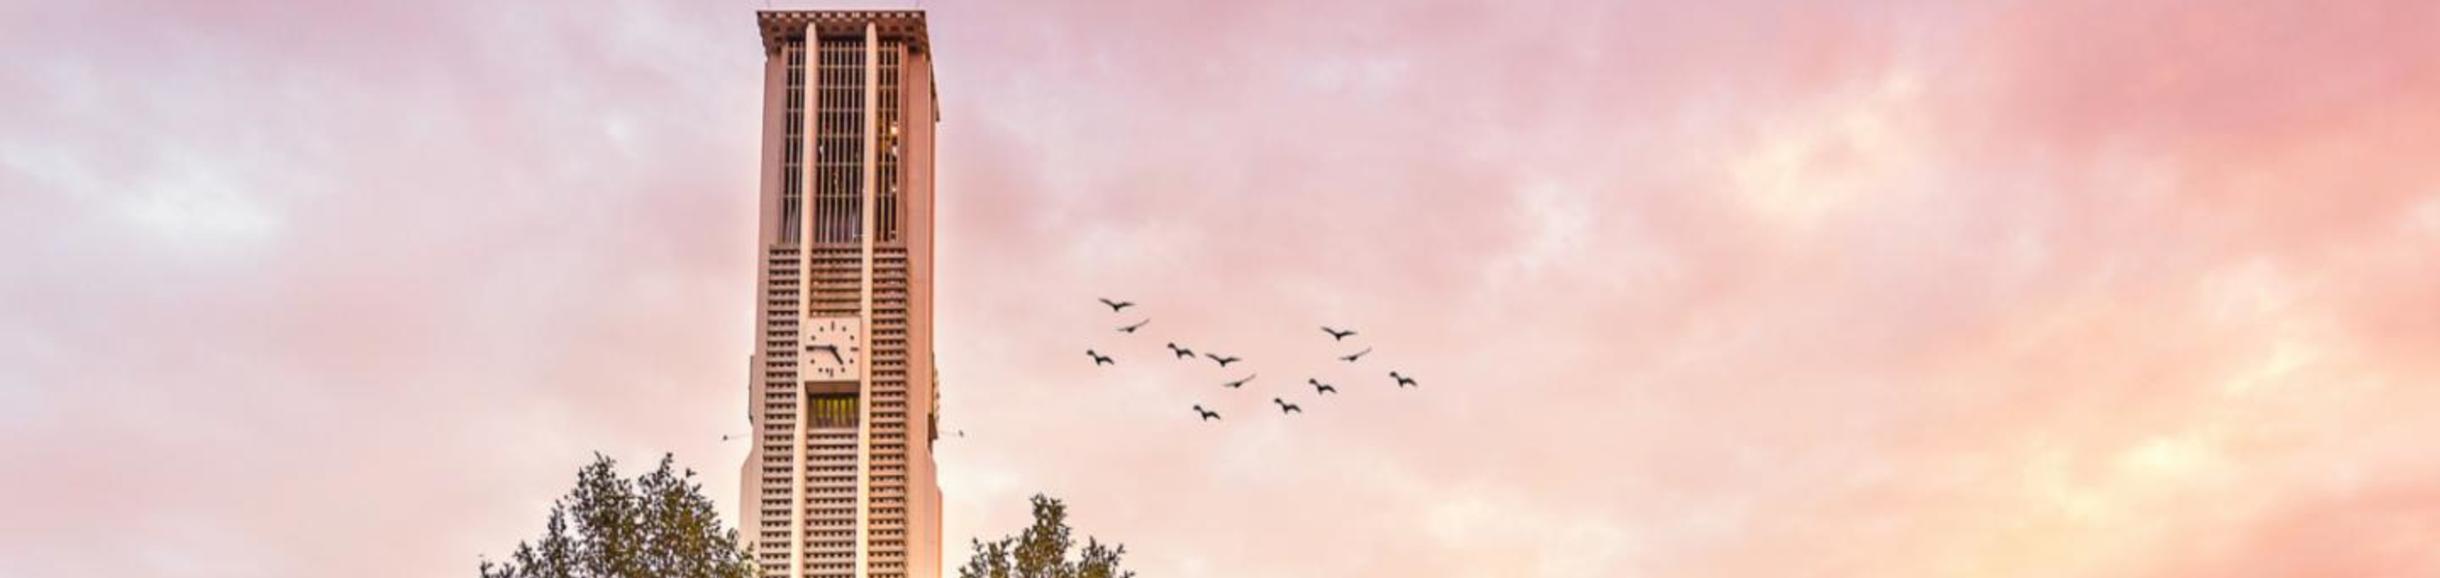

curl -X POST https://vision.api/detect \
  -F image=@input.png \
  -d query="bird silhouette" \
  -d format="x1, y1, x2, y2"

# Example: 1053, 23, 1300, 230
1117, 319, 1150, 333
1205, 352, 1242, 367
1322, 326, 1357, 341
1391, 371, 1418, 388
1273, 398, 1303, 414
956, 430, 966, 438
1309, 378, 1337, 395
1087, 350, 1114, 366
1223, 373, 1256, 389
1193, 404, 1222, 421
1099, 298, 1135, 313
1166, 343, 1197, 359
1339, 347, 1373, 363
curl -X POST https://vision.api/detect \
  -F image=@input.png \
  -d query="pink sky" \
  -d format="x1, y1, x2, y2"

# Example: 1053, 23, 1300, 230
5, 0, 2440, 576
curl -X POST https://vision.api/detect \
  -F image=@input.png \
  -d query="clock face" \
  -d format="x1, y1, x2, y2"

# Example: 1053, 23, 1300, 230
804, 316, 863, 382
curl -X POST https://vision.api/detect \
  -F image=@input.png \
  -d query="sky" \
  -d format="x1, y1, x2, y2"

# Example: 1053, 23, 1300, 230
3, 0, 2439, 576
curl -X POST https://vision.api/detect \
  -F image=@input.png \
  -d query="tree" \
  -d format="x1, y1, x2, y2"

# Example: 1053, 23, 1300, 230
480, 453, 758, 578
958, 494, 1136, 578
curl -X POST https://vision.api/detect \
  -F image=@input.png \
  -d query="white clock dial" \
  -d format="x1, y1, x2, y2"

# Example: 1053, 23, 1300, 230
804, 316, 863, 382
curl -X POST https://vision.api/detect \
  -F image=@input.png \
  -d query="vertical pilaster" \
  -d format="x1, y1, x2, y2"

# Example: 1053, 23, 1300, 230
790, 22, 820, 578
901, 43, 939, 578
853, 21, 880, 578
742, 38, 787, 573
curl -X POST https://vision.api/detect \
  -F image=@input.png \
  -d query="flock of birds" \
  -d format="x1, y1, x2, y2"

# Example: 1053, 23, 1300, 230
717, 296, 1425, 443
1086, 297, 1419, 423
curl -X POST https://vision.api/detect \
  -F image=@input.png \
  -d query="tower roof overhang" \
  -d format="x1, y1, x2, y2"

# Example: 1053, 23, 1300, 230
756, 10, 930, 54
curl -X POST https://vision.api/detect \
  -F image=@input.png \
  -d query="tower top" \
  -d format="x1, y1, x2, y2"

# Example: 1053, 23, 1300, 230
756, 10, 930, 54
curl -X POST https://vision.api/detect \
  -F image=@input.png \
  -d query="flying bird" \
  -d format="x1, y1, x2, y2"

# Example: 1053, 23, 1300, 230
1339, 347, 1373, 363
1309, 378, 1337, 395
1273, 398, 1303, 414
1167, 343, 1197, 359
1117, 319, 1150, 333
1391, 371, 1418, 388
1223, 373, 1256, 389
1205, 352, 1242, 367
1099, 298, 1135, 313
1322, 326, 1357, 341
1087, 350, 1114, 366
1193, 404, 1222, 421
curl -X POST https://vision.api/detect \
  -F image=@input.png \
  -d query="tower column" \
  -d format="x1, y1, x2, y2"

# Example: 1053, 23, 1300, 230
750, 11, 936, 577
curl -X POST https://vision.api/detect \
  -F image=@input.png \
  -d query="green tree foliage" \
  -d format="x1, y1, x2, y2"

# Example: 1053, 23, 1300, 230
480, 453, 758, 578
958, 494, 1136, 578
